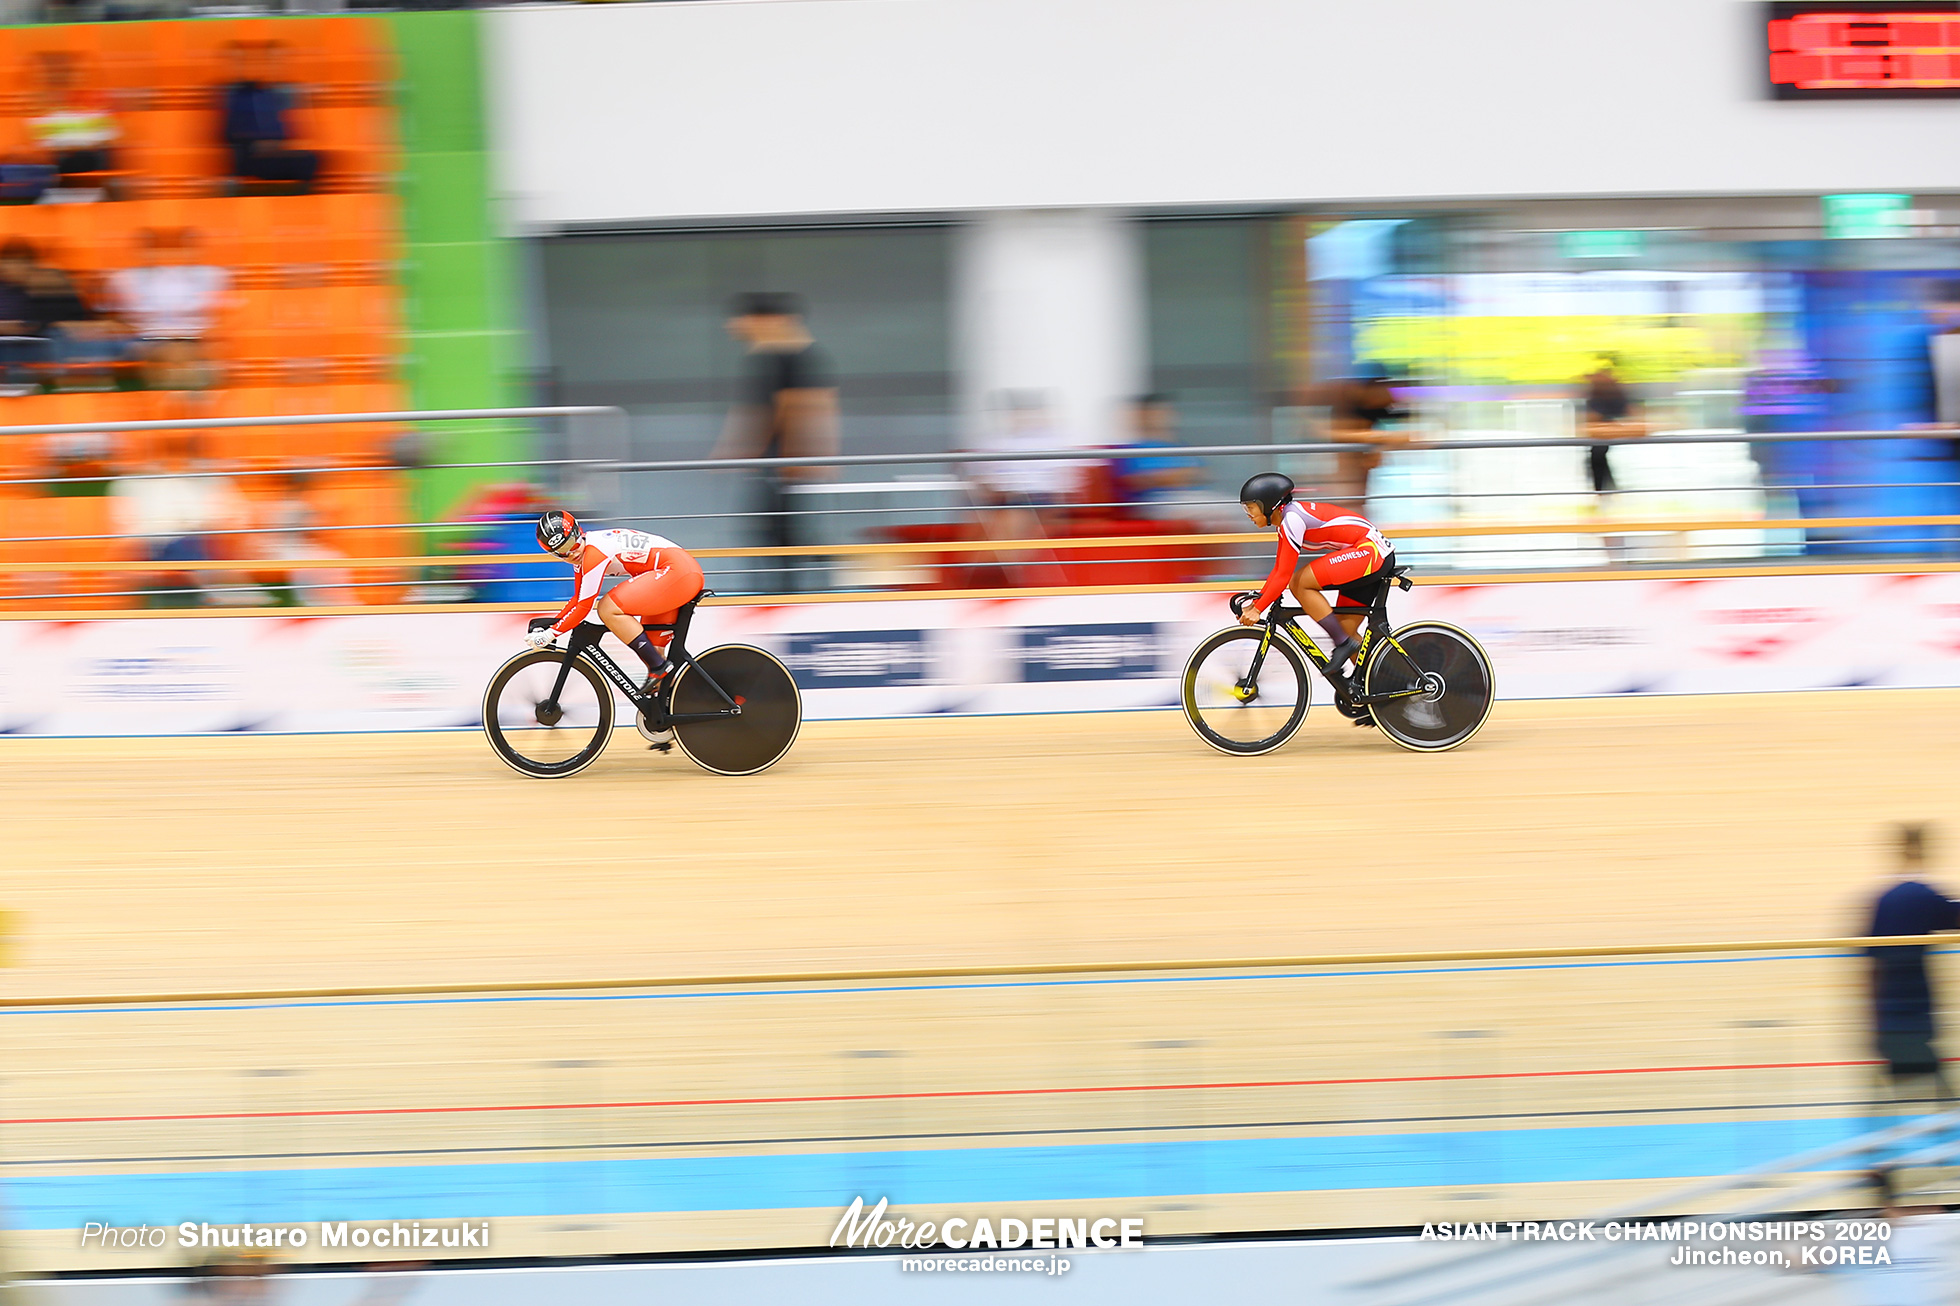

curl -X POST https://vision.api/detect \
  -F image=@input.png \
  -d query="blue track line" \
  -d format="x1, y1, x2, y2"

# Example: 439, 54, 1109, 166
4, 1115, 1907, 1231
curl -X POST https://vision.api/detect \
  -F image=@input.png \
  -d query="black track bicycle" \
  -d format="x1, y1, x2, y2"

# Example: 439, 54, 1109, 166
482, 594, 802, 779
1180, 565, 1493, 756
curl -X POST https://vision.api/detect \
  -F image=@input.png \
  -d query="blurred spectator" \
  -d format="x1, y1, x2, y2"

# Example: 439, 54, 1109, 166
220, 39, 322, 195
110, 228, 229, 391
42, 430, 116, 496
1742, 348, 1839, 518
1110, 393, 1204, 519
1316, 364, 1418, 509
0, 239, 45, 396
1579, 354, 1647, 494
251, 475, 350, 607
18, 252, 126, 392
185, 1249, 278, 1302
1806, 1168, 1957, 1304
27, 49, 121, 199
967, 390, 1078, 585
1927, 279, 1960, 428
446, 482, 562, 603
110, 431, 245, 608
711, 292, 839, 592
1866, 823, 1959, 1106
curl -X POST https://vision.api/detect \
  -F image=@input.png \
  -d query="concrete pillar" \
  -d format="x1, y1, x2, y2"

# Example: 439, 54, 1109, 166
954, 208, 1146, 450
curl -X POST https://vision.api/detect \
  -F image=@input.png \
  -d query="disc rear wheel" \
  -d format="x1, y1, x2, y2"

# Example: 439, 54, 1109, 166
669, 644, 802, 776
1362, 622, 1494, 753
482, 649, 615, 778
1181, 627, 1312, 756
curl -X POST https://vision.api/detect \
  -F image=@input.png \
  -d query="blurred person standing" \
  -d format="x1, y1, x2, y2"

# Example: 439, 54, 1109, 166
219, 39, 323, 194
1312, 365, 1418, 511
1925, 280, 1960, 428
1579, 355, 1647, 495
1810, 1169, 1956, 1306
110, 228, 229, 391
1866, 824, 1959, 1109
110, 431, 245, 607
711, 292, 839, 593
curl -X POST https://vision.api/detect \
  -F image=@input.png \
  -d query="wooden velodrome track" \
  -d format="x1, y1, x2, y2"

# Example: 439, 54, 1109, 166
4, 691, 1960, 1271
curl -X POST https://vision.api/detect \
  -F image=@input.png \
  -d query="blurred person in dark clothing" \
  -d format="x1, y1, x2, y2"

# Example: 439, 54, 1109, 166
219, 40, 322, 193
1867, 823, 1959, 1105
20, 257, 126, 389
1314, 365, 1418, 510
0, 239, 45, 395
711, 292, 839, 592
1580, 355, 1647, 494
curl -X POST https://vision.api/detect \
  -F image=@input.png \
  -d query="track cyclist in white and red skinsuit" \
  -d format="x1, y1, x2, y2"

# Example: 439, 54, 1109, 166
527, 509, 706, 694
1235, 472, 1396, 681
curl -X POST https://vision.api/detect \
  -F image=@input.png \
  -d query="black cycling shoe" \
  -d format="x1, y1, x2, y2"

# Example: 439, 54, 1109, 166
639, 662, 671, 698
1351, 711, 1378, 729
1325, 637, 1362, 677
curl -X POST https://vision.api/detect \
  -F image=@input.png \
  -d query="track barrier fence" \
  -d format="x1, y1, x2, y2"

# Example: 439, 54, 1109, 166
3, 408, 1960, 612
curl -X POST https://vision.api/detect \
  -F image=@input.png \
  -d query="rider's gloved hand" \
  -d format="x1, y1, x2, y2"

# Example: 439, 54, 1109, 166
525, 627, 556, 649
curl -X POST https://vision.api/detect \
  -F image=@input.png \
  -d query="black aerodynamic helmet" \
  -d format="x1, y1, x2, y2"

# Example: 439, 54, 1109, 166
1239, 472, 1294, 516
536, 509, 583, 558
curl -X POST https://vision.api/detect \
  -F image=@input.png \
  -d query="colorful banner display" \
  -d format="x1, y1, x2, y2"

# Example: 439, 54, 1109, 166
2, 574, 1958, 736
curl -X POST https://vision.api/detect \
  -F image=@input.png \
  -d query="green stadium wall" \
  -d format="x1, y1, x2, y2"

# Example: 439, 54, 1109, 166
384, 10, 527, 526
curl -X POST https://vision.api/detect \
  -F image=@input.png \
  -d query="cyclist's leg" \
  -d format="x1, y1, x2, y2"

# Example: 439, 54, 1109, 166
1286, 567, 1358, 671
596, 593, 646, 650
604, 551, 707, 677
1297, 546, 1383, 664
1331, 550, 1395, 641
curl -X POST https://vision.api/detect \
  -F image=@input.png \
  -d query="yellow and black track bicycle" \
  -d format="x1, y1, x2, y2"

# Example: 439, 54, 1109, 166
1180, 565, 1493, 756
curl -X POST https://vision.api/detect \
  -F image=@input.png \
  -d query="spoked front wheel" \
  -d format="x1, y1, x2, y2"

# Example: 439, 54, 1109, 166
482, 649, 616, 778
1181, 627, 1312, 756
1362, 621, 1494, 753
668, 644, 802, 776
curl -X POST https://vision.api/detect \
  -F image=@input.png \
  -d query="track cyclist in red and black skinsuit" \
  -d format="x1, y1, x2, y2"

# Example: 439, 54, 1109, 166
528, 509, 706, 695
1236, 472, 1397, 709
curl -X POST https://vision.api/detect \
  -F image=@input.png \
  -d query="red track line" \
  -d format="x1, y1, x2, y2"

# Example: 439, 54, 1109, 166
3, 1058, 1888, 1127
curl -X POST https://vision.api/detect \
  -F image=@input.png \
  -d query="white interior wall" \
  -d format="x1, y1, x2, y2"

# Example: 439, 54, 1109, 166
953, 209, 1145, 450
484, 0, 1960, 229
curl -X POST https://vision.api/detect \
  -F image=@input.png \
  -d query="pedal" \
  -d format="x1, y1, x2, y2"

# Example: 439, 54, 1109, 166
648, 741, 673, 753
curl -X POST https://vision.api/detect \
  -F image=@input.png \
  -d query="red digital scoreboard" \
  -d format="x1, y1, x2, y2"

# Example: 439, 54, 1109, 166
1766, 1, 1960, 97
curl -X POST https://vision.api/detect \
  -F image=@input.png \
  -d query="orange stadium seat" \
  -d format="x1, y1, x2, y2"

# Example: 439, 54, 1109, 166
316, 17, 390, 95
0, 495, 134, 612
315, 382, 405, 463
196, 387, 277, 469
321, 191, 396, 282
91, 23, 161, 101
0, 429, 36, 483
31, 202, 119, 273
